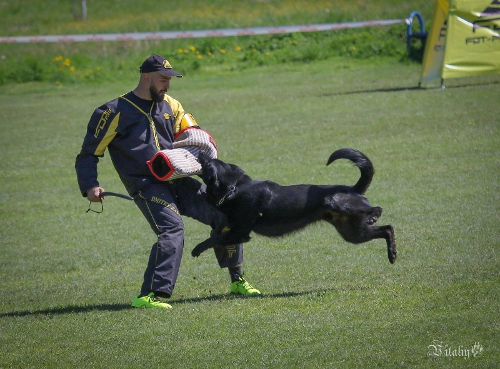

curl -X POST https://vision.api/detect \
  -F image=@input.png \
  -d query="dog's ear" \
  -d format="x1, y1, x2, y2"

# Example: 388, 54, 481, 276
201, 160, 218, 189
206, 171, 220, 192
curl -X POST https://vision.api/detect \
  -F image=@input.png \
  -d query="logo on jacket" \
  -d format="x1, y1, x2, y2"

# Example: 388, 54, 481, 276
164, 113, 171, 120
94, 108, 112, 138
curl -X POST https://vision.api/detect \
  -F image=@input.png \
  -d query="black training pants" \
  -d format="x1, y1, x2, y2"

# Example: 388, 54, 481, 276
133, 177, 243, 297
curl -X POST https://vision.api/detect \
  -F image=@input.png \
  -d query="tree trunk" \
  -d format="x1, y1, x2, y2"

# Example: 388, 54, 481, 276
81, 0, 87, 21
73, 0, 87, 21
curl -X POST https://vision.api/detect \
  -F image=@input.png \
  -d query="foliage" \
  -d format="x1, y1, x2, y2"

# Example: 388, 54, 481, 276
0, 0, 433, 85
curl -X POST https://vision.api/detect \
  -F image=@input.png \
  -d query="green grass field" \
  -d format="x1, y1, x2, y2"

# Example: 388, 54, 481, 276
1, 58, 499, 368
1, 0, 499, 367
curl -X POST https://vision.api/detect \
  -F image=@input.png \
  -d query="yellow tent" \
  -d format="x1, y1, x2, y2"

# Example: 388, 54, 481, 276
420, 0, 500, 87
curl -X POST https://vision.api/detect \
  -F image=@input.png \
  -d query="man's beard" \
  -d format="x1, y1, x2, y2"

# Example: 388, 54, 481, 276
150, 85, 165, 103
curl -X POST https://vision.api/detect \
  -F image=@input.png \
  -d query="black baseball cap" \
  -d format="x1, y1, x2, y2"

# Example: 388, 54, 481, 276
139, 54, 183, 78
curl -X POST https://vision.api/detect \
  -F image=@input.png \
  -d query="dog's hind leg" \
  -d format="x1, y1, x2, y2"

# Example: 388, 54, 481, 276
326, 215, 397, 264
370, 224, 397, 264
352, 224, 396, 264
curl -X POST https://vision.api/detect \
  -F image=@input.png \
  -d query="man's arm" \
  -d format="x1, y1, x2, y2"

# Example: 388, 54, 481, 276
75, 150, 100, 197
75, 103, 118, 199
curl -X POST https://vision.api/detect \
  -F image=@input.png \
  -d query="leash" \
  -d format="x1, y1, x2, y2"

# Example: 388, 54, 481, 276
100, 191, 134, 201
86, 191, 134, 214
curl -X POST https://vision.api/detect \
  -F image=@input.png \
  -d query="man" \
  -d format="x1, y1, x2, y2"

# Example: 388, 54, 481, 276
75, 54, 260, 309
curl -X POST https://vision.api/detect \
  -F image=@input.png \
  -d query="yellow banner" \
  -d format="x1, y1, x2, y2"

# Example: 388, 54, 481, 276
420, 0, 450, 83
442, 0, 500, 79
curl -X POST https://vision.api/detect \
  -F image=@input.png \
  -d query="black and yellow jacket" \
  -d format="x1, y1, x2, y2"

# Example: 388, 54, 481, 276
75, 91, 186, 197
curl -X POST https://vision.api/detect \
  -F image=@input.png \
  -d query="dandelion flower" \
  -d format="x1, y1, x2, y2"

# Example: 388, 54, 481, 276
220, 49, 226, 54
235, 46, 242, 52
189, 45, 196, 51
63, 58, 71, 67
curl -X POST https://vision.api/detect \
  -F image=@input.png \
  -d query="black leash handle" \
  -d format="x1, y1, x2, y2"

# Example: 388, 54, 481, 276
100, 191, 134, 201
87, 191, 133, 214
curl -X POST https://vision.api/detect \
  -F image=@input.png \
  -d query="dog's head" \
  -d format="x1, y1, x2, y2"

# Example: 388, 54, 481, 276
198, 151, 248, 206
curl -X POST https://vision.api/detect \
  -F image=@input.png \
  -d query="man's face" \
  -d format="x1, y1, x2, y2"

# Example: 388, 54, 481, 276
149, 73, 171, 102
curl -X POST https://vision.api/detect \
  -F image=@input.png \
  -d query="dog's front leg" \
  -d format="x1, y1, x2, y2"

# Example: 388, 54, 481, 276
191, 233, 225, 257
191, 222, 254, 257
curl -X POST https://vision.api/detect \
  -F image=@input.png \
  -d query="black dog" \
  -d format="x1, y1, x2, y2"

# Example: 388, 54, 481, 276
192, 148, 396, 264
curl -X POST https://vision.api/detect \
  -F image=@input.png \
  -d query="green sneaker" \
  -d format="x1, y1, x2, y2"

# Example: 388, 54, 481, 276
230, 277, 261, 297
131, 293, 172, 309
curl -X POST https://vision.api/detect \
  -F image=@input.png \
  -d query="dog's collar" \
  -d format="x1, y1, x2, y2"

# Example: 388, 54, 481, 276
217, 185, 236, 206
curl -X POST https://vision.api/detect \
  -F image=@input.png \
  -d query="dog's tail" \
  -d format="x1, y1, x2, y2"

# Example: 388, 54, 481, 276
326, 148, 374, 194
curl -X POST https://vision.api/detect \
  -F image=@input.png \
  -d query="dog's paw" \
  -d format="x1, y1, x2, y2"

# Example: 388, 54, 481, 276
191, 247, 201, 258
368, 207, 382, 224
388, 247, 397, 264
388, 227, 397, 264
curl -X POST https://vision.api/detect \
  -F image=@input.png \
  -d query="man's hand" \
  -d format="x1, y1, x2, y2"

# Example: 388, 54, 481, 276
87, 186, 105, 202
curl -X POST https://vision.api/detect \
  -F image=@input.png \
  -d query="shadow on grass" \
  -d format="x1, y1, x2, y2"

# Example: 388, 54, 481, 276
321, 85, 422, 96
0, 303, 133, 318
320, 80, 500, 96
172, 289, 323, 305
0, 288, 335, 318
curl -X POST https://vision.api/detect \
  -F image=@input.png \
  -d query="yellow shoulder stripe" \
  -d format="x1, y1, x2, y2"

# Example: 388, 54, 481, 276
165, 95, 185, 133
94, 112, 120, 156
